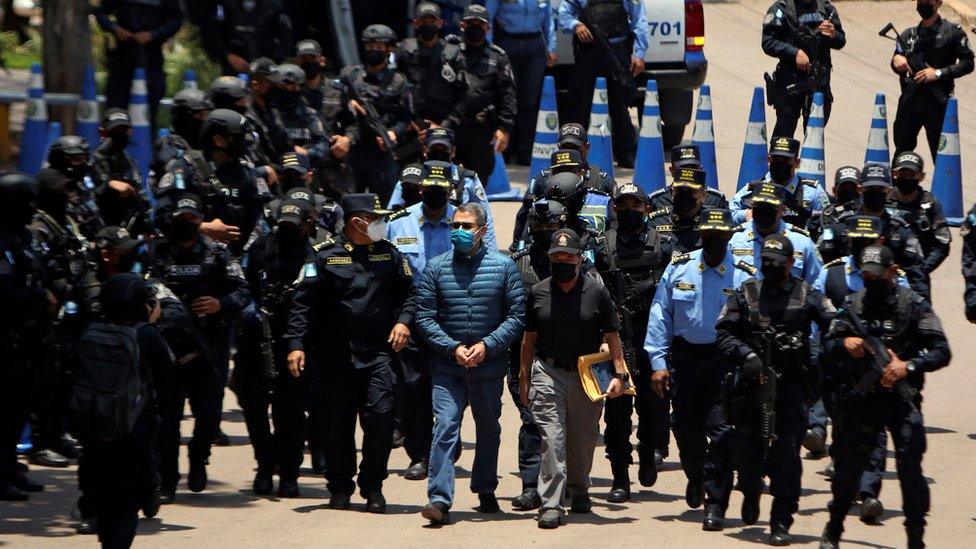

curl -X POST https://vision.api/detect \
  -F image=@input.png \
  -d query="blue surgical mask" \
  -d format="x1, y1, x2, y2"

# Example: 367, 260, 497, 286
451, 228, 478, 253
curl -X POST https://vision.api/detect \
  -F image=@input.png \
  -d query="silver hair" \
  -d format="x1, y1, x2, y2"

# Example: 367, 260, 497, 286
455, 202, 487, 227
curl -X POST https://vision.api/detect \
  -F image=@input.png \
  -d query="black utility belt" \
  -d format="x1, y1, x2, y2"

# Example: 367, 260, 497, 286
671, 337, 718, 355
497, 30, 543, 39
538, 356, 577, 371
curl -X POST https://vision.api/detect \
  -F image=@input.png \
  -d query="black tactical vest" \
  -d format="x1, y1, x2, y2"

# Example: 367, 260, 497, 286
585, 0, 631, 40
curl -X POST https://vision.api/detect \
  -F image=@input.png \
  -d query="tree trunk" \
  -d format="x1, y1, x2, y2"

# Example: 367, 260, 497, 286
42, 0, 93, 133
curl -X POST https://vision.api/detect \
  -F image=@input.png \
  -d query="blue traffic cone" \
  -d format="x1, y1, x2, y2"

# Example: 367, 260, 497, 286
692, 84, 719, 190
529, 75, 559, 181
798, 92, 826, 187
126, 68, 154, 203
182, 69, 198, 90
737, 86, 768, 190
76, 65, 100, 147
16, 423, 32, 454
485, 149, 522, 201
864, 93, 890, 166
588, 77, 614, 180
44, 122, 62, 163
633, 79, 667, 193
18, 63, 48, 174
932, 97, 964, 226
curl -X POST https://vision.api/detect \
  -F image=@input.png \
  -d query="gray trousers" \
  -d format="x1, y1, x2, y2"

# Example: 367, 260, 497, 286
530, 360, 603, 513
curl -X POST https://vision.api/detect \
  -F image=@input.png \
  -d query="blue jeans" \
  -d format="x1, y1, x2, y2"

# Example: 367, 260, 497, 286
427, 372, 504, 508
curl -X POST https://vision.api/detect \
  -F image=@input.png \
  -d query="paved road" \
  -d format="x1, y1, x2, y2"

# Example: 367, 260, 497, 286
3, 2, 976, 547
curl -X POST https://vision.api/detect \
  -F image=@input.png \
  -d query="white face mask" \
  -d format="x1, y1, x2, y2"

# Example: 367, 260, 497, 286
365, 218, 388, 242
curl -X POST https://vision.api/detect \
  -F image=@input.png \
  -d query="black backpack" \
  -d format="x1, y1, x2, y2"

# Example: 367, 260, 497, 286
69, 322, 148, 442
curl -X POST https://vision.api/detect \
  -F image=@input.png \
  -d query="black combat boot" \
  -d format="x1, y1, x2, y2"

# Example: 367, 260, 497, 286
607, 463, 631, 503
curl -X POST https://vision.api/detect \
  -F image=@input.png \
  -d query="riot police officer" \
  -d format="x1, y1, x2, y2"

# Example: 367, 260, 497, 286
152, 88, 213, 182
338, 25, 414, 205
648, 168, 711, 256
433, 4, 517, 184
599, 182, 669, 502
648, 144, 729, 212
396, 3, 447, 122
148, 192, 250, 502
888, 151, 951, 289
285, 194, 415, 513
557, 0, 648, 168
46, 136, 105, 239
819, 245, 950, 549
270, 64, 331, 168
92, 109, 152, 237
645, 208, 755, 529
235, 198, 318, 498
716, 233, 836, 545
891, 0, 974, 159
192, 0, 294, 74
762, 0, 845, 137
543, 169, 611, 271
208, 75, 277, 174
731, 136, 830, 227
486, 0, 558, 166
93, 0, 183, 126
807, 166, 862, 262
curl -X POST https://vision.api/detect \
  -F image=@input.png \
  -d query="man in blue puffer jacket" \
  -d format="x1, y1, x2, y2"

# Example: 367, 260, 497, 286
415, 203, 526, 525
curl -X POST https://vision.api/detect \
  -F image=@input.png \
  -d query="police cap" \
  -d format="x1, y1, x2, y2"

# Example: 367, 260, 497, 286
101, 108, 132, 131
424, 127, 455, 149
672, 168, 705, 190
415, 2, 442, 18
276, 63, 306, 85
846, 215, 882, 240
281, 152, 311, 174
893, 151, 924, 174
557, 123, 587, 148
172, 192, 204, 218
295, 39, 322, 57
859, 245, 896, 277
834, 166, 861, 186
760, 233, 794, 264
400, 163, 424, 186
341, 193, 392, 216
752, 182, 784, 206
613, 182, 648, 204
769, 136, 800, 158
549, 228, 583, 255
550, 149, 585, 173
95, 226, 140, 251
277, 199, 314, 226
698, 208, 735, 232
670, 144, 702, 168
860, 162, 891, 187
462, 4, 490, 22
362, 24, 397, 45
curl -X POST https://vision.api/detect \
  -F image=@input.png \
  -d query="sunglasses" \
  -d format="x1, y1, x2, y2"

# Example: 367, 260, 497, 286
450, 222, 479, 230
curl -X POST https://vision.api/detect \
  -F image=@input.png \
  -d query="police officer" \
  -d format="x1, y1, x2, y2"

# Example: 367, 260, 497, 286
152, 88, 213, 185
338, 25, 414, 205
0, 172, 51, 501
392, 164, 424, 211
434, 4, 517, 184
543, 168, 611, 271
199, 108, 271, 257
242, 61, 298, 170
270, 64, 331, 169
208, 75, 277, 176
148, 192, 250, 501
645, 208, 755, 529
267, 152, 343, 236
728, 182, 823, 285
294, 39, 339, 125
761, 0, 845, 137
386, 170, 458, 481
716, 233, 835, 545
647, 168, 711, 256
389, 129, 498, 250
192, 0, 294, 74
648, 144, 729, 212
891, 0, 974, 159
486, 0, 558, 166
397, 3, 449, 124
46, 136, 105, 239
731, 136, 830, 227
819, 245, 950, 549
543, 149, 614, 235
807, 166, 862, 262
599, 182, 669, 502
93, 0, 183, 126
963, 202, 976, 321
235, 198, 318, 498
557, 0, 648, 168
888, 151, 951, 288
92, 109, 152, 237
285, 194, 415, 513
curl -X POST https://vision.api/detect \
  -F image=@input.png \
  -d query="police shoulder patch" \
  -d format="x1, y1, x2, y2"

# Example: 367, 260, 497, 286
649, 208, 671, 218
801, 178, 818, 188
824, 258, 845, 269
736, 261, 758, 275
790, 226, 810, 237
388, 208, 411, 221
312, 237, 335, 252
672, 252, 691, 264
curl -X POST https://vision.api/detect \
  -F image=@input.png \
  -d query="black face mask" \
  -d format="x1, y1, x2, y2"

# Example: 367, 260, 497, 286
421, 189, 449, 211
109, 133, 130, 151
531, 230, 555, 249
894, 177, 920, 195
673, 190, 698, 215
753, 206, 779, 230
761, 263, 789, 286
426, 150, 452, 162
917, 3, 936, 19
169, 220, 199, 243
551, 261, 578, 283
363, 50, 388, 67
836, 188, 860, 206
849, 240, 873, 266
417, 24, 440, 41
275, 223, 304, 247
402, 185, 422, 206
769, 161, 793, 184
115, 253, 138, 274
62, 163, 91, 182
464, 25, 486, 43
0, 202, 36, 229
173, 116, 204, 147
617, 209, 645, 232
301, 62, 321, 81
862, 190, 888, 212
275, 89, 303, 109
864, 278, 893, 301
701, 236, 729, 260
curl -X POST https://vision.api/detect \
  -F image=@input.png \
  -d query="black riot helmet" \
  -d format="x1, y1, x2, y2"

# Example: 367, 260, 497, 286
207, 76, 249, 113
0, 171, 39, 229
47, 135, 90, 172
200, 108, 248, 159
528, 199, 567, 251
544, 171, 587, 215
171, 88, 213, 147
361, 24, 397, 45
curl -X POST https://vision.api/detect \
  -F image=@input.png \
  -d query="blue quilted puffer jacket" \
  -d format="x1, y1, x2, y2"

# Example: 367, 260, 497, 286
415, 245, 525, 377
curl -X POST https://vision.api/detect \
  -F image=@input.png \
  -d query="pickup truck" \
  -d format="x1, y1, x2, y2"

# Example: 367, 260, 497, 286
333, 0, 707, 149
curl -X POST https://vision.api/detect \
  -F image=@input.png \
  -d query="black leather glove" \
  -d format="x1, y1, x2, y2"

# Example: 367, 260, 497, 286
742, 352, 763, 381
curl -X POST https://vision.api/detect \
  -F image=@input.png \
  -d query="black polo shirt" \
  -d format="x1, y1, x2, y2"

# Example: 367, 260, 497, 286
526, 274, 621, 367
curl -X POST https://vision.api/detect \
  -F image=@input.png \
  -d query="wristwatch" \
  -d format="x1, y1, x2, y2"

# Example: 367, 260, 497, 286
613, 372, 630, 383
906, 359, 919, 373
935, 69, 943, 80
